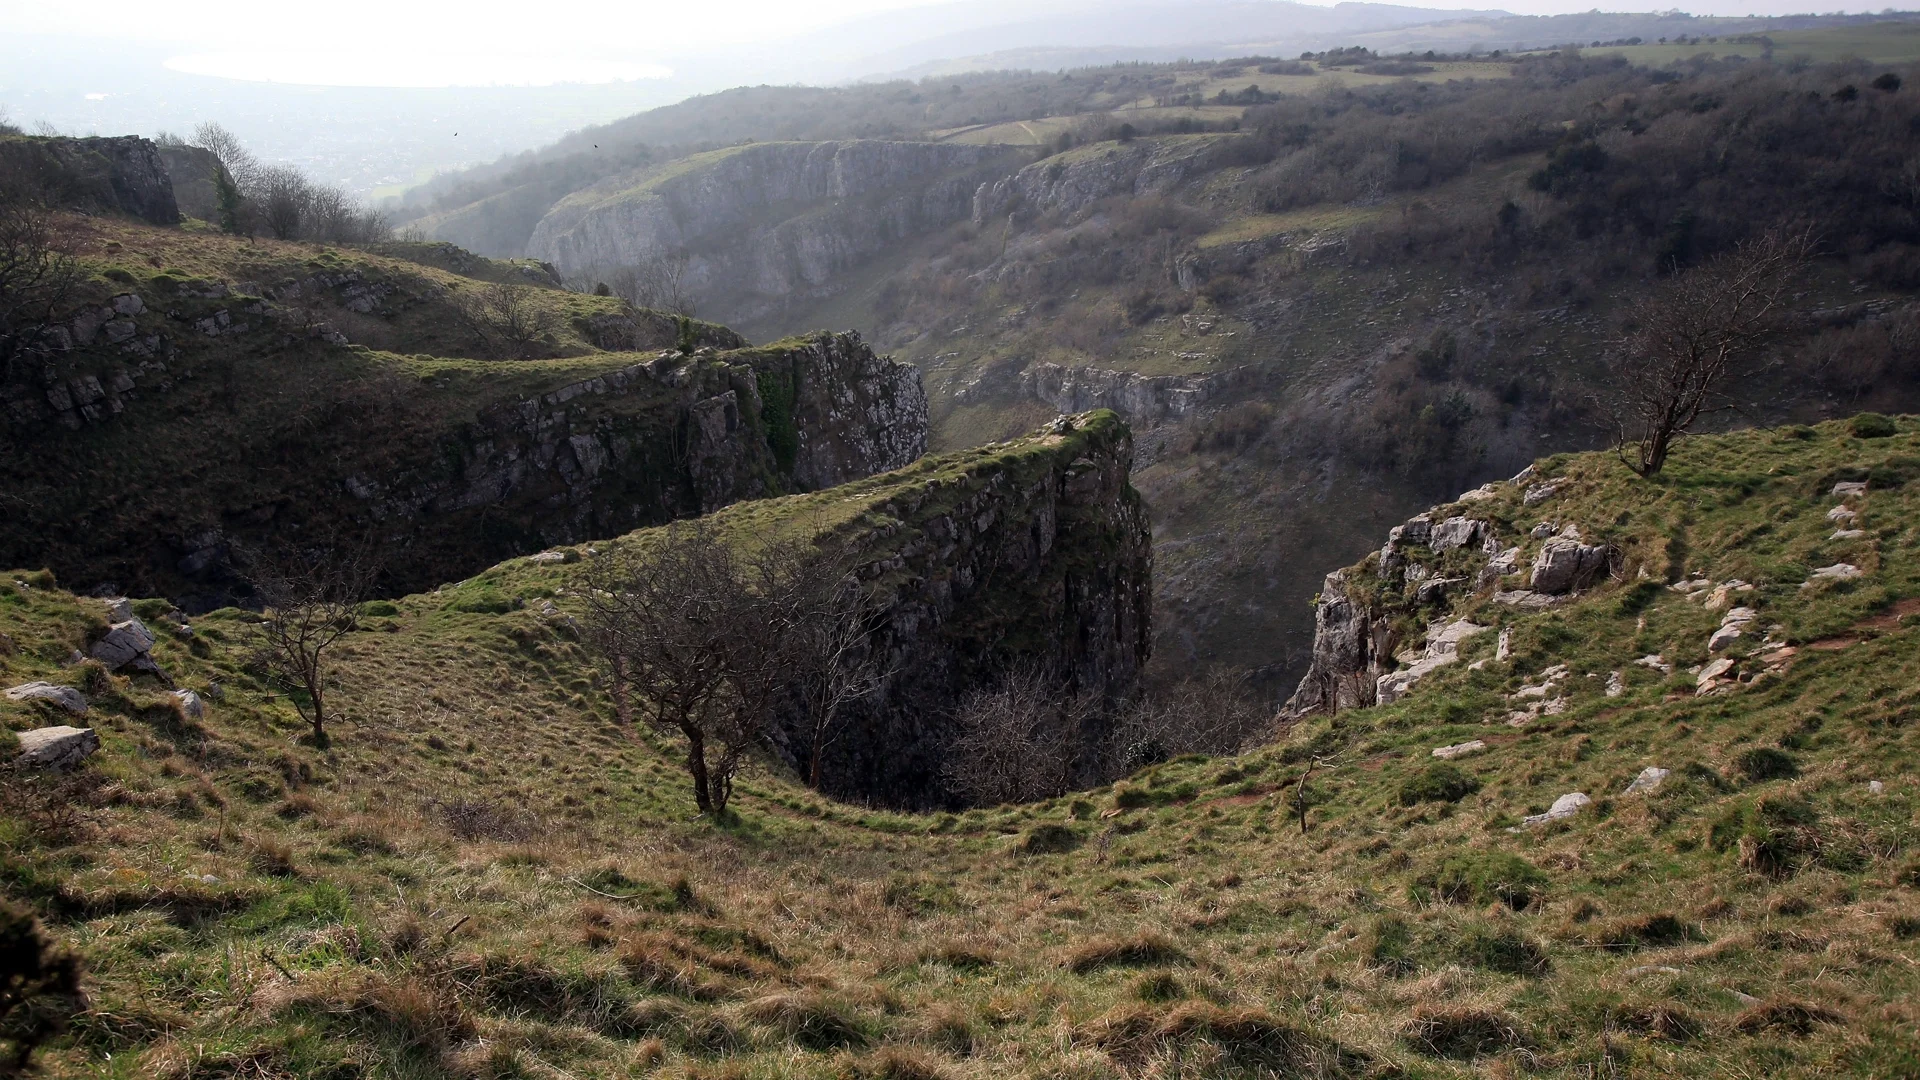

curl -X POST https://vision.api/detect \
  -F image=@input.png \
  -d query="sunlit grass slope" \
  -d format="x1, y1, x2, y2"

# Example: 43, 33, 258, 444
4, 417, 1920, 1078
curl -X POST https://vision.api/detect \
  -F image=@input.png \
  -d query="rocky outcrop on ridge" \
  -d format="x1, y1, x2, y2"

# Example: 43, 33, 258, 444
971, 135, 1237, 227
4, 324, 928, 608
525, 141, 1027, 323
1282, 468, 1623, 718
0, 136, 180, 225
784, 410, 1152, 808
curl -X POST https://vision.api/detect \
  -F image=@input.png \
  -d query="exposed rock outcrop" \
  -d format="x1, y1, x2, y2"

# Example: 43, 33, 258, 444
156, 144, 231, 223
786, 410, 1152, 808
14, 726, 101, 770
972, 135, 1237, 227
0, 136, 180, 224
526, 141, 1026, 323
1283, 472, 1623, 718
1015, 362, 1254, 430
5, 329, 928, 608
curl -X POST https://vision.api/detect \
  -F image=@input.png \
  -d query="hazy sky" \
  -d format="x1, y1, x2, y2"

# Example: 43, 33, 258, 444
1, 0, 1885, 86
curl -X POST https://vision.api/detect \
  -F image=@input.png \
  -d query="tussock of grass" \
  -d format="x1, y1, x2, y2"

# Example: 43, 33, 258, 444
1063, 932, 1188, 973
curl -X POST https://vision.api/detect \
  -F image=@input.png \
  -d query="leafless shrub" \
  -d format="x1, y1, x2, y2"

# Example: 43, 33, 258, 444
0, 166, 82, 385
436, 798, 537, 841
460, 282, 560, 359
943, 667, 1093, 806
240, 536, 381, 747
605, 249, 697, 317
1105, 668, 1271, 777
1607, 222, 1818, 476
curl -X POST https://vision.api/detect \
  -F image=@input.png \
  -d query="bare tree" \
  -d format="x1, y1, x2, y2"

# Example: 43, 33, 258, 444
607, 248, 697, 317
461, 283, 560, 359
1608, 223, 1818, 477
581, 524, 842, 815
243, 538, 380, 747
790, 573, 888, 788
255, 166, 313, 241
0, 170, 81, 385
944, 667, 1093, 805
191, 121, 259, 189
1103, 667, 1271, 777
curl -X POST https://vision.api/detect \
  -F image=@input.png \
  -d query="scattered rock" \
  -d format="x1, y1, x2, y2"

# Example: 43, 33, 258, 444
1376, 620, 1489, 705
1831, 529, 1866, 540
1702, 581, 1753, 609
1520, 792, 1591, 827
526, 551, 568, 564
14, 726, 100, 770
1634, 653, 1673, 674
1804, 563, 1862, 585
1831, 481, 1868, 497
171, 689, 206, 719
1709, 607, 1759, 652
1624, 767, 1670, 795
104, 596, 133, 621
4, 682, 87, 715
1869, 780, 1885, 795
1476, 547, 1522, 588
1826, 506, 1858, 525
1415, 576, 1466, 605
110, 293, 144, 316
1457, 483, 1499, 502
1530, 521, 1558, 539
1509, 464, 1536, 483
1696, 657, 1737, 694
1530, 536, 1618, 594
1432, 740, 1487, 760
1522, 479, 1568, 506
1430, 517, 1487, 552
1495, 627, 1512, 662
1624, 965, 1685, 979
1494, 590, 1559, 609
1670, 578, 1712, 594
89, 618, 156, 670
1606, 671, 1625, 698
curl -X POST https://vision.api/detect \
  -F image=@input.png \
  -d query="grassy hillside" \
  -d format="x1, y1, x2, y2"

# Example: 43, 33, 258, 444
6, 417, 1920, 1078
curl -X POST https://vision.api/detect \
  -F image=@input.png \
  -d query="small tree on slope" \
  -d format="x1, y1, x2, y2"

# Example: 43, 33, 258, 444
1608, 223, 1816, 477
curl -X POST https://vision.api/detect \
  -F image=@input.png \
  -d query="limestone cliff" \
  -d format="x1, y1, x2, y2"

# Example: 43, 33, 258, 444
2, 323, 926, 609
1281, 467, 1623, 718
971, 134, 1237, 227
0, 135, 180, 225
523, 141, 1028, 325
782, 410, 1152, 808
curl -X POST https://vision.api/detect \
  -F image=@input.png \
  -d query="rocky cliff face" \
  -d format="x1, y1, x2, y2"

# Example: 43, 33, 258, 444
524, 141, 1027, 324
156, 145, 228, 223
971, 134, 1235, 227
784, 410, 1151, 808
1015, 361, 1254, 430
0, 136, 180, 225
1281, 467, 1623, 718
3, 321, 926, 608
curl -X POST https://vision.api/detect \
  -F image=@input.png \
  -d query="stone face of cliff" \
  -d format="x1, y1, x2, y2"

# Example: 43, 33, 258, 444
0, 136, 180, 225
523, 141, 1028, 324
156, 145, 229, 223
3, 317, 926, 609
1281, 468, 1624, 718
780, 410, 1152, 808
971, 134, 1236, 227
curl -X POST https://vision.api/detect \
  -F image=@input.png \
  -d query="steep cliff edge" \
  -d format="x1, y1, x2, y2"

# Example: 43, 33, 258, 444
523, 141, 1028, 326
476, 408, 1150, 807
796, 409, 1150, 807
0, 135, 180, 224
0, 218, 926, 607
1280, 416, 1920, 723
